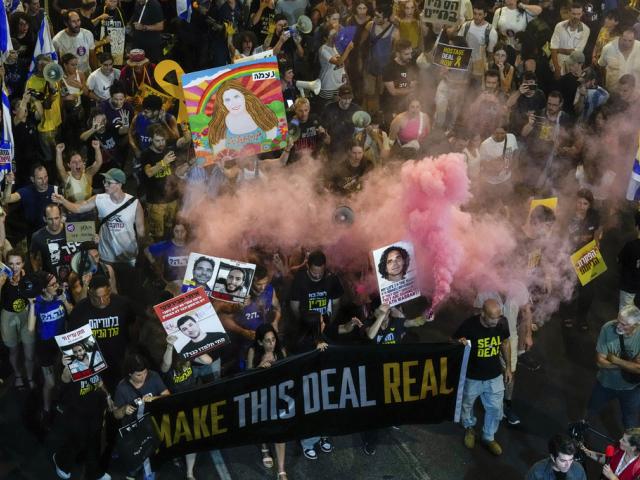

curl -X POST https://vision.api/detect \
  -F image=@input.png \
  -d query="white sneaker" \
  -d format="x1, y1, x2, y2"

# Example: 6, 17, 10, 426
52, 453, 71, 480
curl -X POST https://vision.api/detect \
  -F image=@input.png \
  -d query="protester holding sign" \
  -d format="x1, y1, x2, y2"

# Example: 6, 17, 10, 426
247, 323, 288, 478
564, 188, 603, 331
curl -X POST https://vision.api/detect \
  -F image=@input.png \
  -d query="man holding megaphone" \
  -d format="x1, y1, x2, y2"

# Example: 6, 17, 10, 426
24, 55, 62, 165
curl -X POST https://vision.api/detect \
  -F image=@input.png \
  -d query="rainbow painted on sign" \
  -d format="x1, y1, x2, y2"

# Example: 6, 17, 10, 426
181, 56, 288, 166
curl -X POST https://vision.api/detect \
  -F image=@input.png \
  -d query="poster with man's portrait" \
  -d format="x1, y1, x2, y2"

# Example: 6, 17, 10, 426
181, 55, 288, 166
372, 241, 421, 307
55, 325, 108, 382
212, 260, 256, 304
154, 287, 228, 360
182, 252, 256, 304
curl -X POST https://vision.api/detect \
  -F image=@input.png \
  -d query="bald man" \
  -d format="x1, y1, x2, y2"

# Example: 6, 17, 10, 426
452, 298, 511, 456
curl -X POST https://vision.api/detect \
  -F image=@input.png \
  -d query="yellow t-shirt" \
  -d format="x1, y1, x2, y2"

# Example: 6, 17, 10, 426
25, 75, 62, 133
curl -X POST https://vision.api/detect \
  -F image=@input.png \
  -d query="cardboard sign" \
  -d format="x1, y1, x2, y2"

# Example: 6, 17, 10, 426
433, 42, 472, 70
181, 252, 256, 304
372, 241, 421, 307
65, 221, 96, 243
101, 19, 125, 66
154, 287, 228, 360
182, 55, 288, 166
571, 240, 607, 286
422, 0, 460, 25
56, 324, 108, 382
529, 197, 558, 213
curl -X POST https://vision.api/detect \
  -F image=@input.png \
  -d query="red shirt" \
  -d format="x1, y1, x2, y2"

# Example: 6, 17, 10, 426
610, 448, 640, 480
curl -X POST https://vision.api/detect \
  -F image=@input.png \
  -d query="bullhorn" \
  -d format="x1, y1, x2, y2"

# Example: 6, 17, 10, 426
333, 205, 355, 225
295, 79, 321, 96
43, 62, 64, 84
288, 15, 312, 35
352, 110, 371, 129
71, 250, 98, 276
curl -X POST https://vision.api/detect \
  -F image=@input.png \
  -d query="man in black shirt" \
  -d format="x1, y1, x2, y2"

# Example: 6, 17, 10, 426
452, 298, 511, 456
249, 0, 275, 44
381, 39, 417, 122
290, 250, 344, 325
142, 124, 190, 242
618, 211, 640, 310
30, 203, 81, 282
322, 85, 361, 155
68, 274, 136, 392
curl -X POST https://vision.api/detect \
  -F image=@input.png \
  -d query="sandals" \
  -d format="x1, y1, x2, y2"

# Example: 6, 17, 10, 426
277, 473, 288, 479
261, 447, 274, 469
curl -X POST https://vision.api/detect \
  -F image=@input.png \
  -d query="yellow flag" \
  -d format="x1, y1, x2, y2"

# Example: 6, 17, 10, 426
571, 240, 607, 286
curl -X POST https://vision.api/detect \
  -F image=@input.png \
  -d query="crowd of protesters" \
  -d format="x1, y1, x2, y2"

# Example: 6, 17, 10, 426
0, 0, 640, 477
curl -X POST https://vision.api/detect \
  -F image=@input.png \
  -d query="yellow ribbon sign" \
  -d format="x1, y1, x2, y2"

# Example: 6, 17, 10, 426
571, 240, 607, 286
529, 197, 558, 213
154, 60, 188, 123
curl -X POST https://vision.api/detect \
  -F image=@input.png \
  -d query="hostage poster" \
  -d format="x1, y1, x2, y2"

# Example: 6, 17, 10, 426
181, 55, 288, 166
147, 343, 470, 465
181, 252, 256, 304
154, 287, 228, 360
56, 324, 107, 382
372, 241, 421, 307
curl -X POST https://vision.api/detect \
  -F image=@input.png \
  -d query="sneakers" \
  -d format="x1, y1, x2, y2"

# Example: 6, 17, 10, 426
319, 437, 333, 453
53, 453, 71, 480
464, 428, 476, 449
96, 474, 112, 480
303, 447, 318, 460
363, 442, 376, 456
504, 407, 521, 426
482, 439, 503, 456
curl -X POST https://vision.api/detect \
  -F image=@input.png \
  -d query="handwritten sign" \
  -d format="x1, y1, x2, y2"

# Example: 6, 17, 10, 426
65, 221, 96, 243
433, 42, 472, 70
571, 240, 607, 286
423, 0, 460, 25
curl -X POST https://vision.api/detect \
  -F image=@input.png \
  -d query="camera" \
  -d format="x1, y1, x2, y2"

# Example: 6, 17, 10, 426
26, 89, 44, 100
56, 287, 64, 297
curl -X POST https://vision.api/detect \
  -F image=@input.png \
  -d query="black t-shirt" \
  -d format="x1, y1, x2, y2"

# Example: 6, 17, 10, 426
511, 89, 546, 133
291, 115, 322, 160
329, 159, 371, 194
60, 373, 107, 413
16, 184, 55, 230
290, 268, 344, 318
567, 210, 600, 250
557, 73, 580, 116
68, 295, 135, 377
619, 239, 640, 294
141, 146, 175, 204
453, 314, 509, 380
163, 364, 196, 394
381, 59, 417, 112
249, 2, 275, 43
369, 316, 406, 345
1, 275, 36, 313
30, 227, 81, 282
321, 101, 361, 152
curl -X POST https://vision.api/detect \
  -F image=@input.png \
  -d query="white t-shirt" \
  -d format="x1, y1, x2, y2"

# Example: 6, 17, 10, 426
87, 68, 121, 101
598, 39, 640, 90
52, 29, 95, 74
478, 133, 518, 184
319, 45, 346, 94
550, 20, 590, 75
96, 193, 139, 265
459, 21, 498, 63
492, 7, 534, 50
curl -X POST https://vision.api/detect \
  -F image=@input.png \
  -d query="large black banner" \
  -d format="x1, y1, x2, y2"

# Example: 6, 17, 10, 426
147, 343, 470, 464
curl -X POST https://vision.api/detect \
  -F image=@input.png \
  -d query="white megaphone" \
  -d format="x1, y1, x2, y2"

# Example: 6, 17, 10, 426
288, 15, 313, 35
71, 250, 98, 275
43, 62, 64, 85
333, 205, 355, 225
296, 79, 321, 97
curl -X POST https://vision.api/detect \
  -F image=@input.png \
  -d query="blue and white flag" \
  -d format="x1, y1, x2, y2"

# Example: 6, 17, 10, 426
0, 0, 13, 63
177, 0, 192, 22
29, 16, 57, 76
7, 0, 21, 13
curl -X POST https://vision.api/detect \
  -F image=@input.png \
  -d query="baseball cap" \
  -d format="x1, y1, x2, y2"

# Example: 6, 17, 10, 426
101, 168, 126, 184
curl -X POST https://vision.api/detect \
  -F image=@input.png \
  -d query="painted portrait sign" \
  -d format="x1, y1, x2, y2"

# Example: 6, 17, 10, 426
181, 56, 288, 166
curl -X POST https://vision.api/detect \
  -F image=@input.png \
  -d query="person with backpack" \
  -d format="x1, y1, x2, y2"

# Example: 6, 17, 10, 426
459, 3, 498, 83
492, 0, 542, 52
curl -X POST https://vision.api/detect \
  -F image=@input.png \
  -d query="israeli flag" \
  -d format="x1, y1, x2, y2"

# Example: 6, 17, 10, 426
8, 0, 20, 12
177, 0, 192, 22
29, 16, 57, 76
0, 0, 13, 63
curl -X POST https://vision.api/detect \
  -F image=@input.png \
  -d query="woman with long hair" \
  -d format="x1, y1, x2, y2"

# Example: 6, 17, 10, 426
490, 45, 515, 93
247, 324, 288, 478
207, 80, 278, 154
60, 53, 88, 150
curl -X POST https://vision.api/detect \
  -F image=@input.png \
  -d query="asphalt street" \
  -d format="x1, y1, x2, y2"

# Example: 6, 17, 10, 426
0, 210, 633, 480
